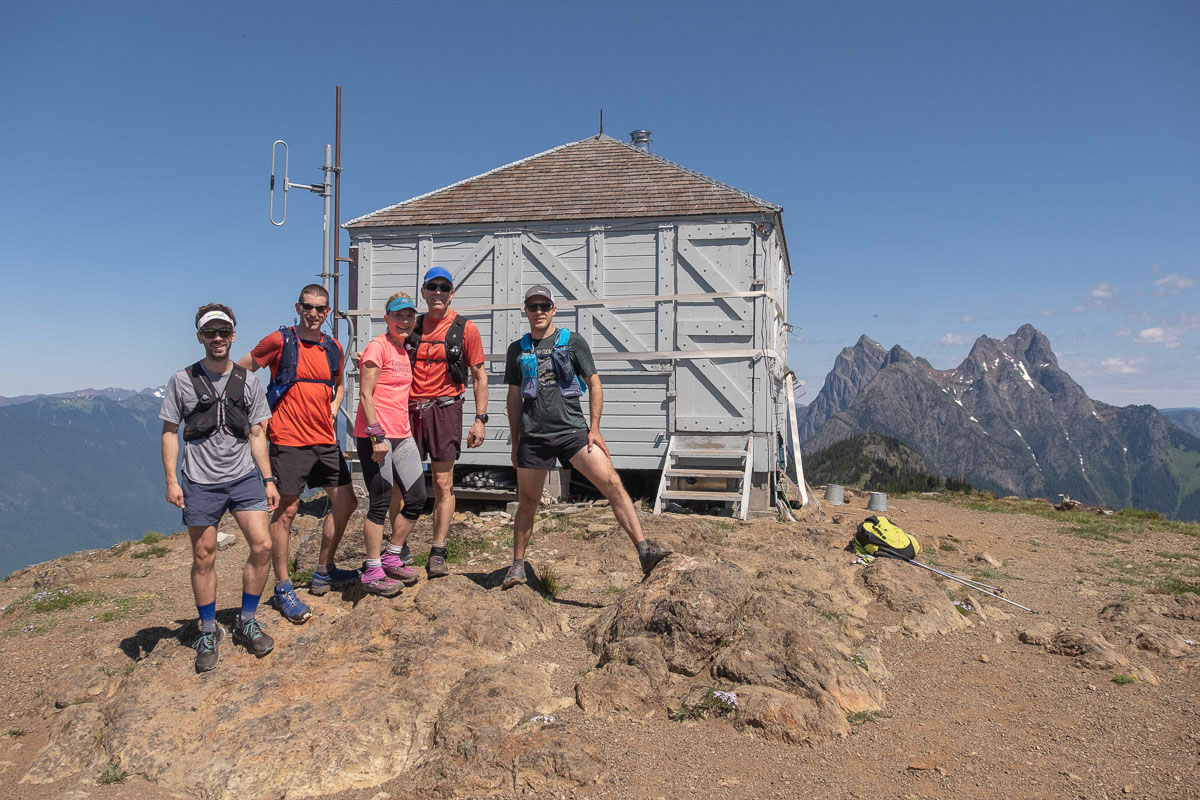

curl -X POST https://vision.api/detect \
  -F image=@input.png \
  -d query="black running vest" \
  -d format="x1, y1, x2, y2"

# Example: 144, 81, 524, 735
182, 362, 251, 442
405, 313, 469, 386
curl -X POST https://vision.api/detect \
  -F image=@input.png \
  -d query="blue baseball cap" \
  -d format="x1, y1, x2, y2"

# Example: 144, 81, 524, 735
423, 267, 454, 287
386, 294, 416, 312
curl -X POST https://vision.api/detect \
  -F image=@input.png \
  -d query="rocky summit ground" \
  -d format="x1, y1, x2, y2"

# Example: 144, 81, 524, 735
1, 490, 1199, 800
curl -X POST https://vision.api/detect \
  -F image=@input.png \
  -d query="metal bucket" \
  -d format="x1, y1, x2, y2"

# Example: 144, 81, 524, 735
867, 492, 887, 512
824, 485, 844, 505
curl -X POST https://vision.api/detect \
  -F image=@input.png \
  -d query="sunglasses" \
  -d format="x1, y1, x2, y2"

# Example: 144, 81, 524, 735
524, 302, 553, 312
200, 327, 234, 340
298, 302, 330, 313
424, 282, 453, 293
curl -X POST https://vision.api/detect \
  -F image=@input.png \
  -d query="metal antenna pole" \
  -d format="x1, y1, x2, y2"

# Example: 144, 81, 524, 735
320, 144, 333, 291
332, 85, 343, 339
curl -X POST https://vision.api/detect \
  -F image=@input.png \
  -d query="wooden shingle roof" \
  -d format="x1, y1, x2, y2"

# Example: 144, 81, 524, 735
344, 134, 780, 229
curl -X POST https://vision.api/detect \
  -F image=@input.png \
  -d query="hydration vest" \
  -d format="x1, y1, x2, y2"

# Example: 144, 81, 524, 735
183, 362, 251, 442
265, 326, 340, 411
519, 328, 585, 399
406, 313, 469, 386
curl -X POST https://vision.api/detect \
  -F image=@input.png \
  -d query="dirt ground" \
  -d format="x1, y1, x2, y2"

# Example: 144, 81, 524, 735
1, 491, 1198, 800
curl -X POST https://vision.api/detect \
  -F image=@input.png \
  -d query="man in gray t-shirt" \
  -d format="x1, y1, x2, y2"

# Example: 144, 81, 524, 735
500, 285, 670, 590
159, 303, 279, 673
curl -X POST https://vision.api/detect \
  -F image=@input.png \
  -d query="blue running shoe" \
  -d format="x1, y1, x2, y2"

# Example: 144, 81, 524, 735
399, 544, 413, 565
272, 581, 312, 623
309, 566, 361, 596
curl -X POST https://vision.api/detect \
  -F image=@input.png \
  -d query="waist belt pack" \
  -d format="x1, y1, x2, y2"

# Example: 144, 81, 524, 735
853, 515, 920, 559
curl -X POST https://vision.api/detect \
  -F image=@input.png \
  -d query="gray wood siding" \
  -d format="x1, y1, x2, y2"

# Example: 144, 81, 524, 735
346, 214, 789, 477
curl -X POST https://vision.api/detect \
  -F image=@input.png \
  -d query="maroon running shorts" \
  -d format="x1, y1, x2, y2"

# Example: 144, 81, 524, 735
409, 394, 464, 463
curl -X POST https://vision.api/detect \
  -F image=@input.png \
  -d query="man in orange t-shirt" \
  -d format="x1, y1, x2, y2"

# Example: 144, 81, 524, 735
236, 284, 359, 623
408, 267, 488, 578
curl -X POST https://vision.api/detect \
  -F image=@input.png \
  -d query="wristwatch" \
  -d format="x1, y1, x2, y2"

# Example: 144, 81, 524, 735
475, 414, 489, 424
263, 476, 278, 485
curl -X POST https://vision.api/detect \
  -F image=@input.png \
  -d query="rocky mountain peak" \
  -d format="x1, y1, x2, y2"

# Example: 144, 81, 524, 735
884, 344, 915, 366
799, 325, 1200, 520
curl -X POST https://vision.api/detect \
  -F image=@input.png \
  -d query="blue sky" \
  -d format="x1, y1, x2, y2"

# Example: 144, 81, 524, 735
1, 1, 1196, 408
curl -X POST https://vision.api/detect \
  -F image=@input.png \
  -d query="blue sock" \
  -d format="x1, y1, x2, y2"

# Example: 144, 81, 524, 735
198, 602, 216, 633
240, 591, 260, 622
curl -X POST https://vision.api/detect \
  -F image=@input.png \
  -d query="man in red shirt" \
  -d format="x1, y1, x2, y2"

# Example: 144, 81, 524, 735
408, 267, 489, 578
236, 284, 359, 623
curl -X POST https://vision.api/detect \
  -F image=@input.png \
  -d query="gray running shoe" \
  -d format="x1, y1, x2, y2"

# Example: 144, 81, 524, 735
638, 543, 672, 577
426, 549, 450, 579
501, 561, 527, 589
232, 617, 274, 658
193, 625, 223, 673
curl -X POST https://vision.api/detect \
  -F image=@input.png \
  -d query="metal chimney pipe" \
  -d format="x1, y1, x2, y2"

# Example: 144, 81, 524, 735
629, 129, 652, 152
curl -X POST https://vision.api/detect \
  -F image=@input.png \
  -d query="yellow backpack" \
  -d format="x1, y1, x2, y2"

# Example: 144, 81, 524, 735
853, 515, 920, 559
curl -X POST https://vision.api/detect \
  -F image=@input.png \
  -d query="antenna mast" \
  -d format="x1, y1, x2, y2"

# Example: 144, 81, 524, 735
267, 86, 346, 337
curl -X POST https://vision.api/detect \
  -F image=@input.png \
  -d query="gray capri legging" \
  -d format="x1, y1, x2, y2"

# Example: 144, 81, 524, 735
356, 436, 428, 524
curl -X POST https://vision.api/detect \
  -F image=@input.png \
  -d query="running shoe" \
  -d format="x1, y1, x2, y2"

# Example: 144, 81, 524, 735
381, 552, 419, 586
638, 543, 673, 577
309, 566, 361, 596
426, 549, 450, 579
361, 565, 402, 597
193, 625, 224, 673
398, 543, 413, 565
232, 616, 274, 658
501, 561, 527, 589
272, 581, 312, 623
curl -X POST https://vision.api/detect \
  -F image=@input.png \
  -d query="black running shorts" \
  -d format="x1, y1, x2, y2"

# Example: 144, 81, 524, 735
516, 429, 589, 470
269, 442, 352, 496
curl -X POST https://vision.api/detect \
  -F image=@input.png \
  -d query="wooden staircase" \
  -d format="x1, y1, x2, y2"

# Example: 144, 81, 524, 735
652, 435, 753, 520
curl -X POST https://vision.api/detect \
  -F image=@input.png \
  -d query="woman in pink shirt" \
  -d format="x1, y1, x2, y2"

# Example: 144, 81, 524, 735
355, 293, 426, 596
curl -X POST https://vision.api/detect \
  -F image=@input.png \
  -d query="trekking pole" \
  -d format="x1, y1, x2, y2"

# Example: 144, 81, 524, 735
878, 549, 1036, 614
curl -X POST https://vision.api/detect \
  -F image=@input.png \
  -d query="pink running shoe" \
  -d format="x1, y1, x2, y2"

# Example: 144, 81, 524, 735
360, 565, 402, 597
381, 552, 420, 586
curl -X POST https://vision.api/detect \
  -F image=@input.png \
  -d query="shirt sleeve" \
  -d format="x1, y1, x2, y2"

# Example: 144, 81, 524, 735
503, 341, 521, 386
251, 331, 284, 370
360, 338, 385, 370
245, 371, 272, 426
463, 320, 485, 368
570, 333, 596, 379
158, 372, 185, 424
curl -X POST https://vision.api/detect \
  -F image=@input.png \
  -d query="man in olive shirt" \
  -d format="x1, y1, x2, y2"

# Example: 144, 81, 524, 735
501, 285, 669, 588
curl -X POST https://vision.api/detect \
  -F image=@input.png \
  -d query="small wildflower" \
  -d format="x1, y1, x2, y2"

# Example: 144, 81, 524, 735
851, 653, 869, 671
953, 600, 974, 613
1186, 639, 1196, 646
530, 714, 557, 724
711, 690, 738, 710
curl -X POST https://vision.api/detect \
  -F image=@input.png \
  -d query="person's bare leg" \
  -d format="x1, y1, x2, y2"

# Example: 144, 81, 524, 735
387, 491, 418, 548
568, 448, 643, 544
429, 460, 455, 547
269, 495, 301, 581
316, 484, 358, 567
503, 468, 547, 588
232, 509, 273, 596
230, 508, 275, 654
363, 518, 384, 561
570, 447, 671, 577
513, 468, 548, 560
188, 525, 219, 608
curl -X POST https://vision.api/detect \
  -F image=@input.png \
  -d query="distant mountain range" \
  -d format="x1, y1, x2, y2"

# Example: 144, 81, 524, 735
0, 386, 164, 407
799, 325, 1200, 521
1162, 408, 1200, 439
0, 390, 179, 577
